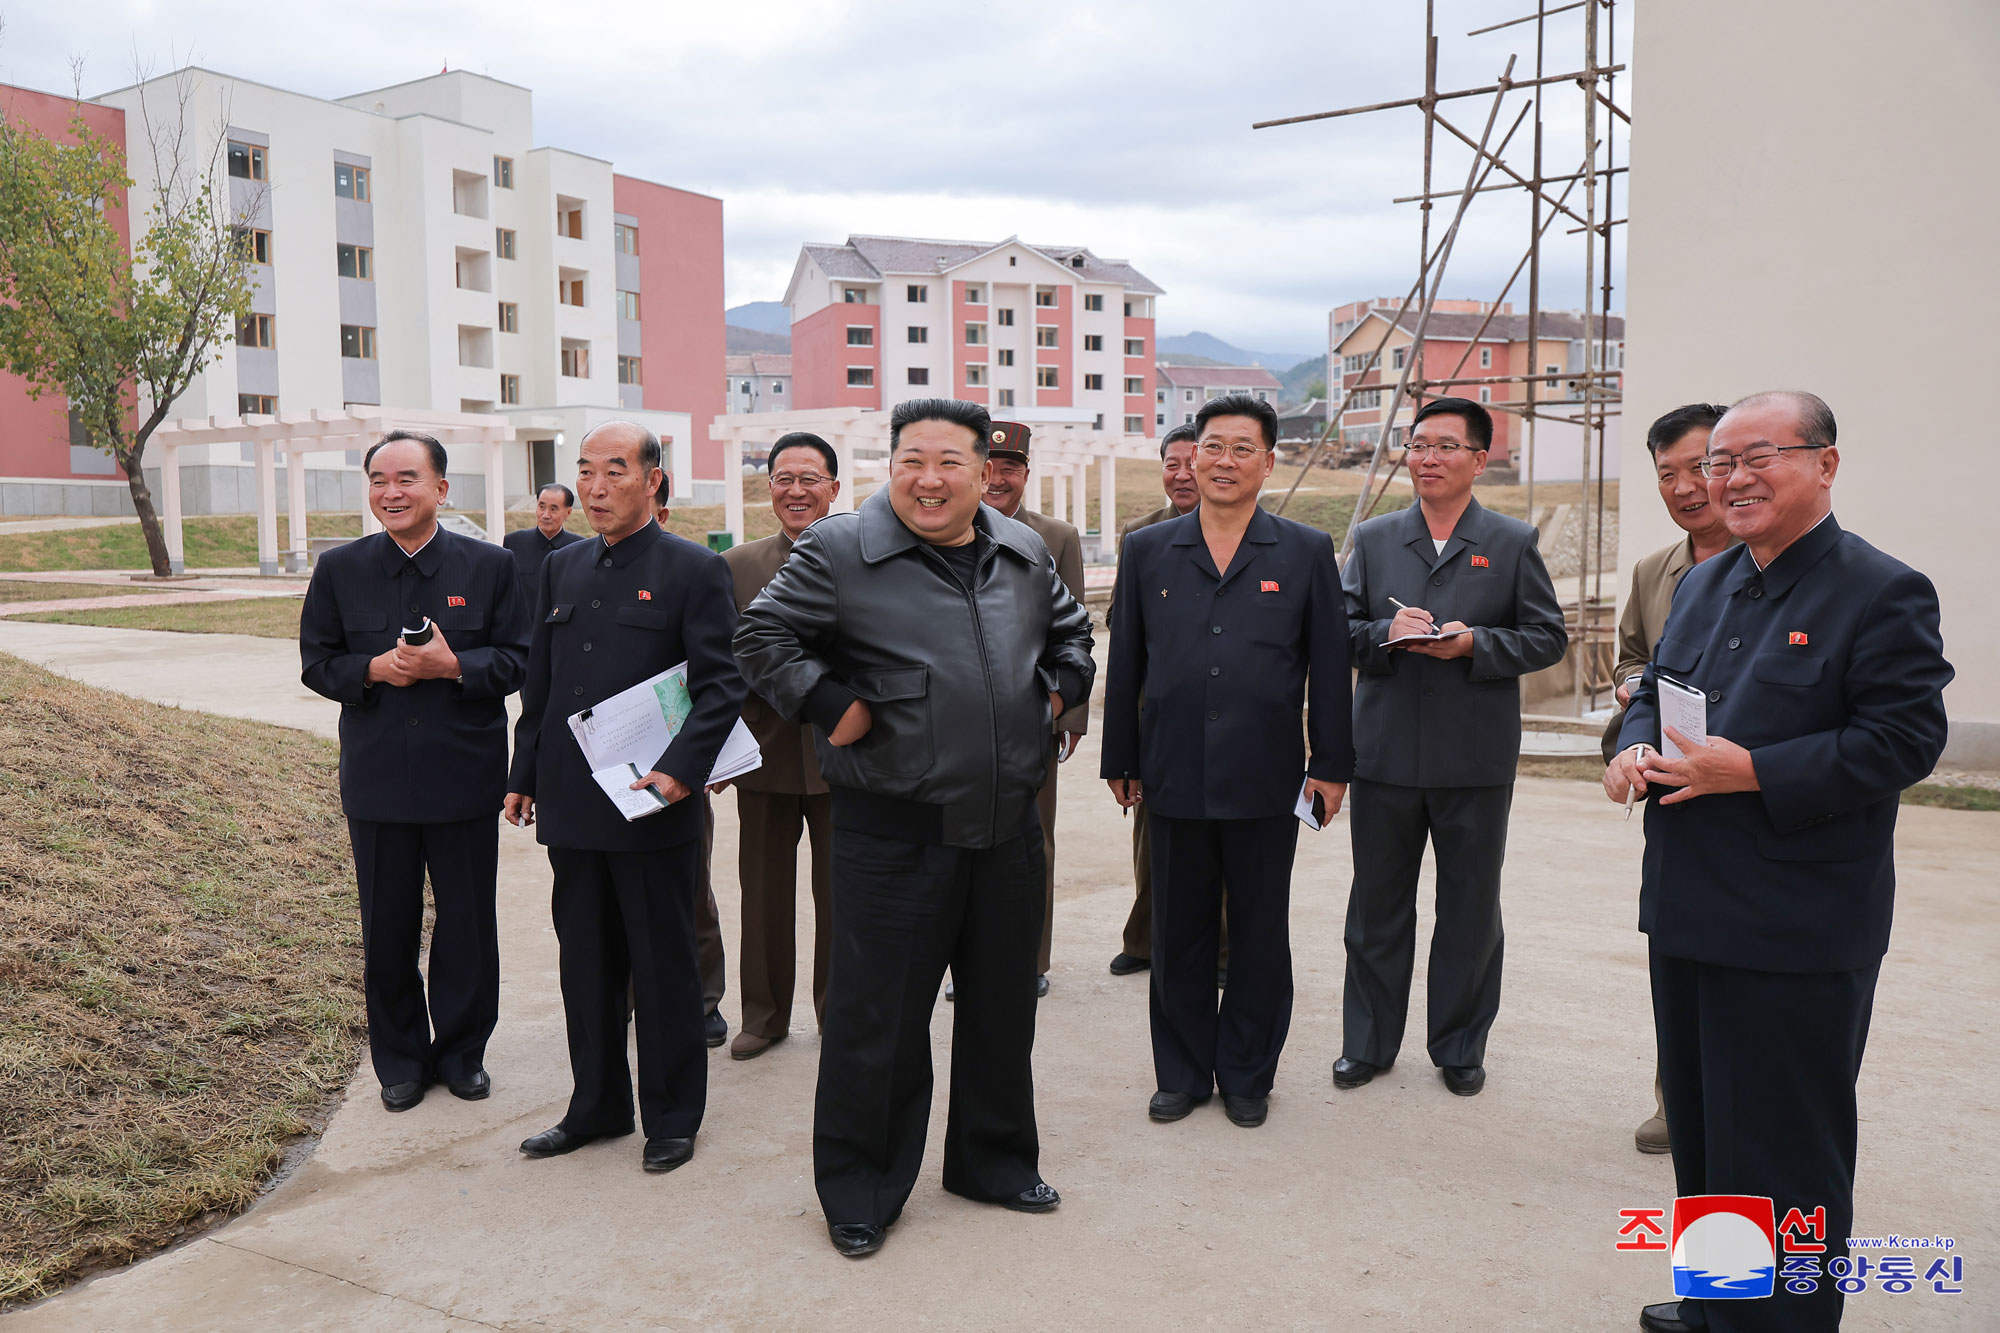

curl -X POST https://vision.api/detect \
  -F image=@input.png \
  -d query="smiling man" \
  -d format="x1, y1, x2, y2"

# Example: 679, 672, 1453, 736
1607, 391, 1952, 1333
734, 398, 1095, 1257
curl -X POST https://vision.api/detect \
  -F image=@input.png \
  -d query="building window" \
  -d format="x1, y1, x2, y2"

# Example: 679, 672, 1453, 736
965, 364, 988, 386
500, 374, 520, 405
615, 223, 638, 255
493, 155, 514, 188
1156, 412, 1166, 426
1083, 373, 1104, 391
1546, 363, 1561, 375
619, 355, 643, 386
1479, 346, 1493, 369
842, 287, 868, 303
1125, 376, 1144, 394
1156, 388, 1166, 403
336, 242, 372, 279
1035, 327, 1058, 348
996, 308, 1015, 327
496, 228, 517, 259
907, 326, 928, 344
1124, 337, 1145, 356
907, 368, 930, 385
964, 323, 987, 346
1037, 366, 1059, 389
498, 301, 519, 333
998, 388, 1016, 406
1183, 412, 1194, 424
772, 381, 784, 394
1124, 414, 1144, 433
334, 163, 371, 201
226, 142, 267, 181
963, 285, 985, 304
847, 367, 874, 387
1256, 391, 1268, 402
1035, 289, 1056, 307
616, 290, 641, 320
340, 325, 377, 359
1184, 389, 1195, 402
233, 227, 272, 265
996, 348, 1014, 366
237, 393, 277, 415
1084, 334, 1103, 352
906, 284, 928, 303
559, 276, 585, 306
557, 206, 584, 239
1478, 386, 1492, 403
237, 313, 274, 349
1085, 294, 1105, 312
560, 344, 590, 378
847, 326, 874, 346
739, 380, 752, 394
1124, 301, 1134, 317
1392, 347, 1407, 370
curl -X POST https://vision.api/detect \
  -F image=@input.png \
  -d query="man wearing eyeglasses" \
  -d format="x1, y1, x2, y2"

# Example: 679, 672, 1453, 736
715, 433, 841, 1060
1101, 393, 1353, 1130
1336, 396, 1567, 1101
1606, 391, 1950, 1333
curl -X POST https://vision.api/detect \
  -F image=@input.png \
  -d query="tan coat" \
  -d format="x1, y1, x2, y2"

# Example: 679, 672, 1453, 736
723, 533, 827, 795
1599, 532, 1740, 761
1013, 507, 1088, 737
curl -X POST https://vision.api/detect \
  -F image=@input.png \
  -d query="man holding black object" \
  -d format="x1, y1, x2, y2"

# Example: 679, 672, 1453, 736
734, 398, 1095, 1257
1606, 392, 1951, 1333
503, 483, 583, 606
1336, 396, 1567, 1099
505, 421, 747, 1175
1100, 393, 1353, 1131
301, 429, 531, 1112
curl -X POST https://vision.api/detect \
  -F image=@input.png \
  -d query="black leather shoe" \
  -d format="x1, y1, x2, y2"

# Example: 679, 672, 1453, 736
1147, 1090, 1210, 1122
1035, 974, 1050, 998
519, 1124, 631, 1158
828, 1222, 886, 1257
1108, 952, 1150, 975
445, 1069, 490, 1101
1003, 1182, 1060, 1213
1441, 1065, 1487, 1096
1638, 1300, 1707, 1332
704, 1008, 728, 1048
380, 1081, 425, 1112
642, 1136, 694, 1173
1332, 1056, 1383, 1089
1223, 1094, 1268, 1128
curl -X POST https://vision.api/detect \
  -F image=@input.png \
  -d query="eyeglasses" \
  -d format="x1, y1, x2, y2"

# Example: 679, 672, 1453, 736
768, 472, 831, 489
1405, 441, 1471, 458
1197, 441, 1269, 461
1697, 444, 1826, 479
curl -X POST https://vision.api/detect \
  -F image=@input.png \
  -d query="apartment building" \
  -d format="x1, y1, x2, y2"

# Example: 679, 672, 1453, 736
782, 234, 1162, 437
0, 68, 726, 515
1153, 364, 1283, 431
724, 354, 792, 414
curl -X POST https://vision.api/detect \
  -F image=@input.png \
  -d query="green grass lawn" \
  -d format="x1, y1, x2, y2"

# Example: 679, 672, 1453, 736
0, 581, 136, 604
0, 514, 361, 573
8, 597, 305, 639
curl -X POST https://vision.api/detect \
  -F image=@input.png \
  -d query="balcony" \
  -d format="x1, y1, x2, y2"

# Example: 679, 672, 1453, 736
452, 169, 489, 219
454, 247, 492, 293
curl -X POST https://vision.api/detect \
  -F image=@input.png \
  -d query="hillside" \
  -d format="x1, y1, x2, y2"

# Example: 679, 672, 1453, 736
1157, 331, 1315, 371
723, 301, 790, 335
726, 325, 791, 354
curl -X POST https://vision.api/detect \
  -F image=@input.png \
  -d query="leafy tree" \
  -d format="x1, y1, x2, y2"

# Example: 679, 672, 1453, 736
0, 79, 253, 576
1304, 378, 1328, 401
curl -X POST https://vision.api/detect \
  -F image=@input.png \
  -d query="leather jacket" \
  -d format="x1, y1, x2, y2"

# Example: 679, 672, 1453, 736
733, 489, 1096, 848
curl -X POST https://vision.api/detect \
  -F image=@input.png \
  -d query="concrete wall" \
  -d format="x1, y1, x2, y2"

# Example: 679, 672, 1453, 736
1621, 0, 1999, 766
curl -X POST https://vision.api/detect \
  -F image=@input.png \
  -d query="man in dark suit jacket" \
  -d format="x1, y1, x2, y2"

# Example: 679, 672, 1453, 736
1607, 391, 1951, 1333
1337, 397, 1567, 1099
1101, 394, 1354, 1131
300, 429, 531, 1112
502, 483, 584, 605
717, 432, 841, 1060
504, 422, 747, 1176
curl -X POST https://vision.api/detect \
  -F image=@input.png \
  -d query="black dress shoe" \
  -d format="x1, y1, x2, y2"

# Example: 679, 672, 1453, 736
1003, 1181, 1060, 1213
1107, 952, 1151, 975
828, 1222, 886, 1257
445, 1069, 490, 1101
1035, 974, 1050, 998
519, 1124, 631, 1158
1638, 1300, 1706, 1332
380, 1080, 425, 1112
1223, 1094, 1268, 1128
1441, 1065, 1487, 1096
642, 1136, 694, 1173
1147, 1090, 1210, 1122
704, 1008, 728, 1048
1332, 1056, 1383, 1089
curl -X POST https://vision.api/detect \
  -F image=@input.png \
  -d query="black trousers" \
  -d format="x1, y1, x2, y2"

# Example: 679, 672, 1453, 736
1342, 780, 1511, 1068
1652, 949, 1880, 1333
1148, 812, 1298, 1100
348, 816, 499, 1087
814, 822, 1045, 1228
549, 843, 706, 1140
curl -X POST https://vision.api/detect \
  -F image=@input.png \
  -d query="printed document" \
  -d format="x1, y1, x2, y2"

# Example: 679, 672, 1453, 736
568, 662, 762, 820
1656, 674, 1709, 761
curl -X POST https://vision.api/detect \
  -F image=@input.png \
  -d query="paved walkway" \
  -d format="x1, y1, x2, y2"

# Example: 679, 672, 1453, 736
2, 622, 1993, 1330
0, 571, 308, 619
0, 516, 132, 536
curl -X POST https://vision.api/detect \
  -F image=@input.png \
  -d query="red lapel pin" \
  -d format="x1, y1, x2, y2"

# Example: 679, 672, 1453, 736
637, 590, 653, 601
446, 595, 466, 607
1469, 554, 1490, 568
1260, 580, 1280, 593
1789, 631, 1808, 645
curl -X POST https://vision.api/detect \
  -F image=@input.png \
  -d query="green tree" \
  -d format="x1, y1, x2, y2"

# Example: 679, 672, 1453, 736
1304, 378, 1328, 400
0, 90, 253, 576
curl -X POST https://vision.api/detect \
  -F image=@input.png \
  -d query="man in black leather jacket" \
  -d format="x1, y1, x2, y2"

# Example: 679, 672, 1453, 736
734, 397, 1095, 1259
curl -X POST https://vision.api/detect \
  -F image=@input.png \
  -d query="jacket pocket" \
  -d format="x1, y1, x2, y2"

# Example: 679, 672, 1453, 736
546, 603, 574, 624
615, 606, 671, 631
850, 666, 933, 777
1751, 654, 1824, 687
1756, 818, 1873, 862
436, 609, 486, 633
342, 613, 389, 633
1653, 636, 1704, 677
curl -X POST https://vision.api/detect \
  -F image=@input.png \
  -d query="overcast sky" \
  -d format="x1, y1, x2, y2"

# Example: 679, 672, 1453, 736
0, 0, 1629, 357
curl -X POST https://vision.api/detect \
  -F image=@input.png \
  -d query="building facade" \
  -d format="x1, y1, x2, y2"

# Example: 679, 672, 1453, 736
783, 234, 1162, 438
724, 354, 792, 414
1153, 364, 1283, 431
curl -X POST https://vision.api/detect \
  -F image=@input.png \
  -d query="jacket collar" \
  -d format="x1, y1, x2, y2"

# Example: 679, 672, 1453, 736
1399, 495, 1490, 572
856, 488, 1038, 566
1168, 504, 1281, 585
594, 516, 665, 569
1721, 512, 1843, 599
374, 525, 449, 578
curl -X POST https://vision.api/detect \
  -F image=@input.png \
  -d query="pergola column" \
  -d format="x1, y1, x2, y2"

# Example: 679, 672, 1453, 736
159, 441, 186, 574
485, 437, 506, 544
1099, 453, 1117, 536
255, 439, 279, 575
285, 444, 309, 573
828, 432, 856, 515
723, 431, 745, 545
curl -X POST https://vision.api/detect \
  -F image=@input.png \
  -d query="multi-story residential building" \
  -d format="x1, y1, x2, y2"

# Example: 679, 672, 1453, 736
0, 68, 726, 515
724, 353, 792, 414
1153, 364, 1283, 431
782, 234, 1163, 437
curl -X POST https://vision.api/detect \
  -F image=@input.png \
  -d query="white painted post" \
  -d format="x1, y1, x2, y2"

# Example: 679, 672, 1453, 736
724, 431, 745, 546
485, 437, 506, 544
285, 443, 309, 573
829, 431, 856, 514
255, 439, 279, 575
1051, 469, 1068, 523
159, 440, 186, 574
1100, 451, 1118, 539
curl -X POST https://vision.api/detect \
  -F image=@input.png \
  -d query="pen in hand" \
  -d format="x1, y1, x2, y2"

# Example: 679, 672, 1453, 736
1624, 744, 1651, 821
1388, 596, 1439, 634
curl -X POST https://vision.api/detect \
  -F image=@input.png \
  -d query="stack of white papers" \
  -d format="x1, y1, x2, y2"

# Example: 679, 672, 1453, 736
568, 662, 763, 821
1656, 674, 1709, 760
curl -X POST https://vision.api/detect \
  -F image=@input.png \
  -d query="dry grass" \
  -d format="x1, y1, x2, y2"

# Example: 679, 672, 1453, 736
9, 598, 306, 640
0, 653, 364, 1305
0, 582, 135, 604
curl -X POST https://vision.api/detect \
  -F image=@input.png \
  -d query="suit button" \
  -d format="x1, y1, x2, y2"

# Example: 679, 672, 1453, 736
1208, 710, 1219, 720
1211, 626, 1222, 635
410, 604, 421, 615
1209, 666, 1220, 676
583, 642, 593, 653
1708, 690, 1722, 703
1425, 687, 1436, 697
1431, 576, 1443, 587
1216, 588, 1227, 597
591, 599, 602, 609
1748, 587, 1763, 599
602, 557, 613, 568
407, 717, 419, 727
1728, 637, 1741, 649
573, 685, 585, 696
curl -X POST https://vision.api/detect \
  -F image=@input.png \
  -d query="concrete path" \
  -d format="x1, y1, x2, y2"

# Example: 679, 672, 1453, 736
3, 622, 1994, 1330
0, 516, 132, 536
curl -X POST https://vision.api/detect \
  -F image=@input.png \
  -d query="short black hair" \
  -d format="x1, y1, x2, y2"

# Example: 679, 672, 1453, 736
1728, 390, 1838, 451
363, 429, 448, 478
1645, 403, 1727, 459
1160, 422, 1199, 458
1411, 396, 1492, 451
890, 397, 992, 456
770, 431, 838, 479
537, 482, 575, 508
1194, 393, 1277, 449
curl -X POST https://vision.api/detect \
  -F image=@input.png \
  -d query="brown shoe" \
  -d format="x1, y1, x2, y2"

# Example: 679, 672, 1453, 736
1635, 1114, 1671, 1155
730, 1030, 784, 1061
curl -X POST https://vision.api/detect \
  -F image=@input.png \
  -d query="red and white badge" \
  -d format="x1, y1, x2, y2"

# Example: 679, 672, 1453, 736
1789, 631, 1809, 646
1260, 580, 1280, 593
637, 590, 653, 601
446, 596, 466, 607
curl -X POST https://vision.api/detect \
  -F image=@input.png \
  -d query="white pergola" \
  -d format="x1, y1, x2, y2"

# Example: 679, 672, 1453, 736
708, 407, 1158, 548
150, 407, 554, 574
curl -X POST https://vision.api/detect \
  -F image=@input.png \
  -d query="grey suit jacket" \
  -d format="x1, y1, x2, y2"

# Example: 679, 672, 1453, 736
1342, 497, 1568, 787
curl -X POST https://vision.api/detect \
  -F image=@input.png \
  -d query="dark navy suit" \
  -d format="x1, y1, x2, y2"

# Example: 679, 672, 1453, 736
299, 528, 531, 1088
502, 524, 583, 607
1100, 507, 1354, 1099
1619, 514, 1950, 1332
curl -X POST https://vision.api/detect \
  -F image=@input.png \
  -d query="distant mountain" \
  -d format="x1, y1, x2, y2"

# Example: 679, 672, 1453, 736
1276, 356, 1328, 403
1157, 331, 1315, 371
726, 325, 790, 354
725, 301, 791, 335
